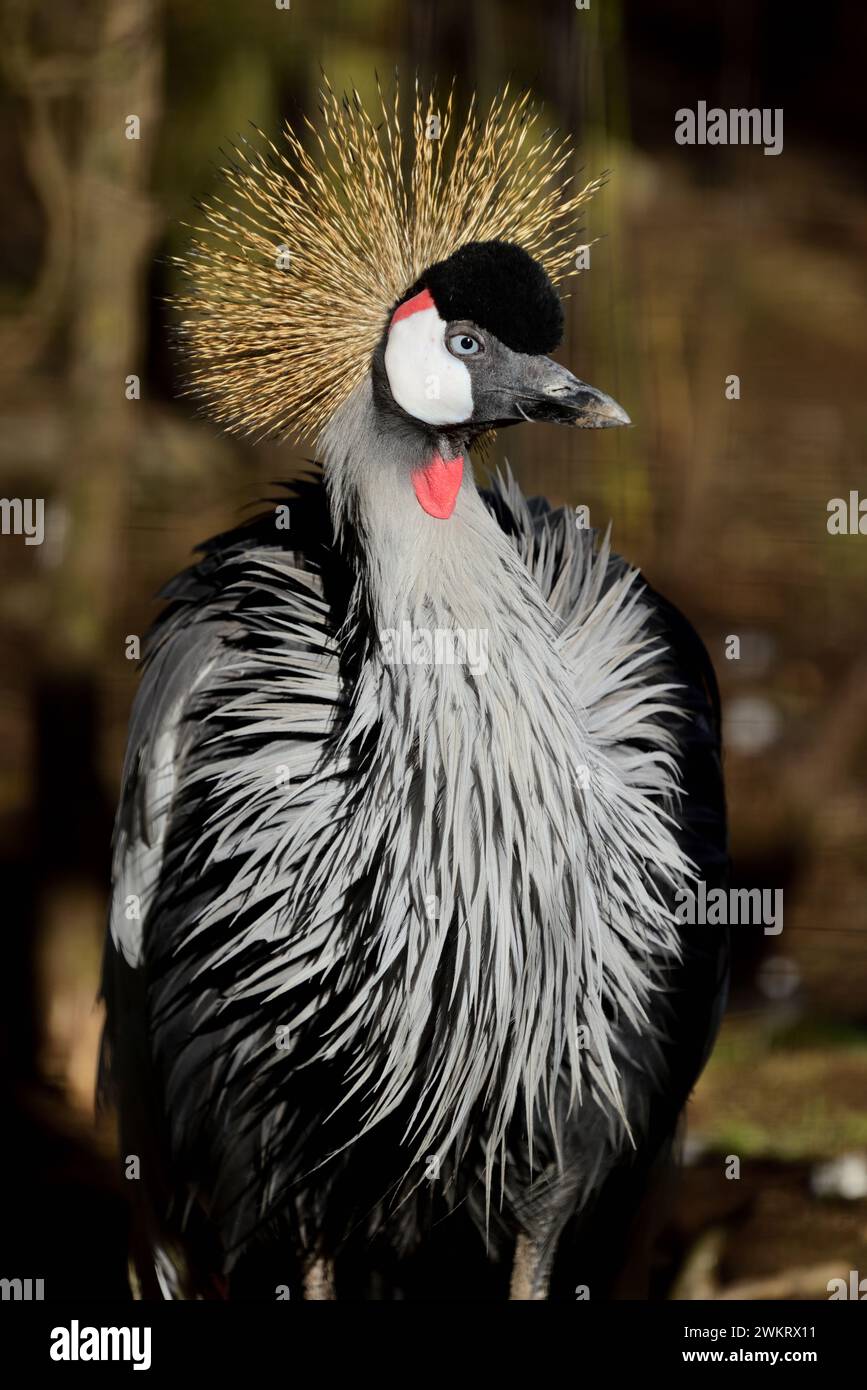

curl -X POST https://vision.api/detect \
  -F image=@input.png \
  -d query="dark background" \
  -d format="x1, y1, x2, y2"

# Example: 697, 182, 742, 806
1, 0, 865, 1299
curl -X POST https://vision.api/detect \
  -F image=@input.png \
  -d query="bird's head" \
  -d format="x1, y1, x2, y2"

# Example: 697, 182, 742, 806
370, 240, 629, 518
174, 78, 625, 529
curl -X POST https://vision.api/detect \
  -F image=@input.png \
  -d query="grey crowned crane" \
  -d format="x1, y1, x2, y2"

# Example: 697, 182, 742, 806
99, 81, 728, 1301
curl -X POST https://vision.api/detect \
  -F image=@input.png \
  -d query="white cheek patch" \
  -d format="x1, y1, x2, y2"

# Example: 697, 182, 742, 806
384, 291, 474, 426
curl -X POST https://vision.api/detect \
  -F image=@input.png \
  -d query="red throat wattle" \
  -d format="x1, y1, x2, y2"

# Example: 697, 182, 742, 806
411, 452, 464, 519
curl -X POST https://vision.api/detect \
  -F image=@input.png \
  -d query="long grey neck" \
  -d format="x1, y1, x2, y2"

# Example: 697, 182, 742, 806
320, 378, 560, 650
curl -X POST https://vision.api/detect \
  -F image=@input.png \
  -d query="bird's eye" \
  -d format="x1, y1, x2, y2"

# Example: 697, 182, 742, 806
447, 332, 482, 357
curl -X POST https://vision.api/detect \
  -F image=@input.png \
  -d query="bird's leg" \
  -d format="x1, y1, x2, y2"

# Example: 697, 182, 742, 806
302, 1256, 336, 1300
509, 1173, 581, 1300
509, 1233, 555, 1300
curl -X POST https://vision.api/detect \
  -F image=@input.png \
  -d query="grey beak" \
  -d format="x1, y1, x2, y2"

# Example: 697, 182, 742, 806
516, 360, 631, 428
476, 355, 631, 429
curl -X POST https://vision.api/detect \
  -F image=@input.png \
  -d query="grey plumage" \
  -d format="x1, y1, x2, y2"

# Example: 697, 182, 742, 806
102, 398, 725, 1294
101, 228, 728, 1301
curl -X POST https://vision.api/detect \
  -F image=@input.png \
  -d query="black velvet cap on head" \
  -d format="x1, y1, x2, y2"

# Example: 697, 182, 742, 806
399, 240, 565, 355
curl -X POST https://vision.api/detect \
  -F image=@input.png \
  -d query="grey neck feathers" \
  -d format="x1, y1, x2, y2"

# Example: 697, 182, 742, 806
313, 379, 688, 1184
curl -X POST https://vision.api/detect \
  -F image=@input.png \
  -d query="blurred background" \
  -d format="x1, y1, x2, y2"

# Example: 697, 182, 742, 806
1, 0, 865, 1300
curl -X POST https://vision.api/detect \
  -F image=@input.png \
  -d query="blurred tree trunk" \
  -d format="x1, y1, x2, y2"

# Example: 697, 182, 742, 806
5, 0, 163, 1107
64, 0, 162, 672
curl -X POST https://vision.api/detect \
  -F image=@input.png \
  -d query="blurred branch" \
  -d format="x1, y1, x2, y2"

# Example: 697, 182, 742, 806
716, 1263, 844, 1301
672, 1226, 849, 1301
0, 0, 83, 369
0, 0, 163, 388
669, 1227, 726, 1300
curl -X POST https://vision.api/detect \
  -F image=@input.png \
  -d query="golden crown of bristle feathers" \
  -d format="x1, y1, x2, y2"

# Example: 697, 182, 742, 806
171, 77, 604, 444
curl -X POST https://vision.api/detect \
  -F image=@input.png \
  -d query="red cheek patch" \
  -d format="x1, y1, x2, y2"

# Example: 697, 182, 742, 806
412, 452, 464, 519
390, 287, 436, 327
